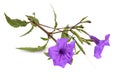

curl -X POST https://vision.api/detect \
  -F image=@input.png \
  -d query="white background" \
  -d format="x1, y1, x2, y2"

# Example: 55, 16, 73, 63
0, 0, 119, 79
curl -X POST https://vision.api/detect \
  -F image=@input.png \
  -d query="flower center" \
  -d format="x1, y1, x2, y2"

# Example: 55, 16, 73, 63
59, 49, 65, 54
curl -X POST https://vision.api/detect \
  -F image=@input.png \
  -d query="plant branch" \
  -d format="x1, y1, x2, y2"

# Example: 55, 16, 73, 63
29, 20, 56, 42
39, 22, 83, 30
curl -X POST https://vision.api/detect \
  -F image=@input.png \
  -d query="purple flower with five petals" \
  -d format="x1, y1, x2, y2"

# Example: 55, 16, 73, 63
48, 38, 75, 68
90, 34, 110, 59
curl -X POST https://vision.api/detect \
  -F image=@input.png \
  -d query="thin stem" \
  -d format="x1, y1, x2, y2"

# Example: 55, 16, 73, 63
51, 30, 63, 34
73, 21, 82, 27
70, 21, 82, 30
40, 23, 54, 29
39, 23, 69, 30
39, 22, 82, 30
39, 23, 83, 31
29, 20, 56, 42
52, 29, 71, 34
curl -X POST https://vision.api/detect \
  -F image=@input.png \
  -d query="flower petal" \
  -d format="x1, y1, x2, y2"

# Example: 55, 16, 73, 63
105, 34, 110, 46
65, 52, 74, 64
48, 46, 59, 60
94, 45, 104, 59
56, 38, 68, 49
67, 41, 75, 52
105, 34, 110, 40
53, 55, 68, 68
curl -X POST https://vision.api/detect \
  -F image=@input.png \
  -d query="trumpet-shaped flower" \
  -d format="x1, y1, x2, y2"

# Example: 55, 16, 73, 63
90, 34, 110, 59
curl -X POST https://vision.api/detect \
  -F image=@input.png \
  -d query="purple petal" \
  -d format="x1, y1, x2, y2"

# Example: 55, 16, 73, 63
104, 34, 110, 46
65, 52, 74, 64
105, 34, 110, 40
53, 55, 69, 68
56, 38, 68, 49
53, 51, 73, 68
48, 46, 59, 60
67, 41, 75, 52
94, 45, 104, 59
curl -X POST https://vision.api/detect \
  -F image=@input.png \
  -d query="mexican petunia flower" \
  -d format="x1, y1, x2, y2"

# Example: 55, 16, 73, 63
90, 34, 110, 59
48, 38, 75, 68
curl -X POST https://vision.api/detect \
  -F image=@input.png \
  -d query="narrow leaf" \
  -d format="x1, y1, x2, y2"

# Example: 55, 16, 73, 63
84, 39, 93, 45
71, 30, 83, 44
5, 13, 28, 28
75, 50, 81, 55
16, 45, 46, 52
82, 20, 91, 23
20, 25, 34, 37
61, 26, 69, 38
32, 12, 35, 16
83, 39, 92, 45
80, 16, 88, 22
40, 37, 49, 41
51, 6, 58, 30
75, 25, 84, 29
68, 36, 72, 42
47, 58, 51, 60
75, 40, 86, 55
26, 15, 39, 26
80, 29, 89, 35
44, 52, 49, 57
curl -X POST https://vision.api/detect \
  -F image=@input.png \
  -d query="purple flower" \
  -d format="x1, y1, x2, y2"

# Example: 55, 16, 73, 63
48, 38, 75, 68
90, 34, 110, 59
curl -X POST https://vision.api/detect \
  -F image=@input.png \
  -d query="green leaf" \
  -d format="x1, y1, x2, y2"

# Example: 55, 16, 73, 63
44, 53, 51, 60
20, 25, 34, 37
61, 25, 69, 38
26, 15, 39, 26
74, 28, 91, 45
16, 44, 46, 52
75, 50, 81, 55
17, 37, 49, 52
82, 20, 91, 23
40, 37, 49, 41
44, 52, 49, 57
71, 30, 83, 44
44, 52, 51, 60
80, 16, 88, 22
75, 40, 86, 55
83, 39, 91, 45
4, 13, 28, 28
83, 39, 93, 45
51, 6, 58, 30
32, 12, 35, 16
75, 25, 84, 29
68, 36, 73, 42
47, 58, 51, 60
80, 29, 89, 35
